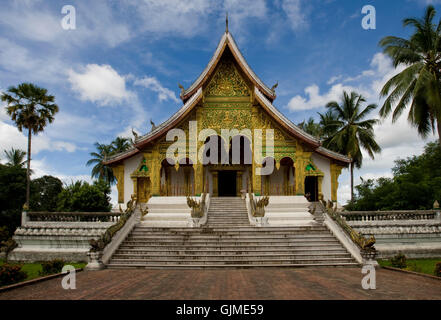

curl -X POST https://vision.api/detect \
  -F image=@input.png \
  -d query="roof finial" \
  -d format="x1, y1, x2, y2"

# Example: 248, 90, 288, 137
226, 12, 229, 33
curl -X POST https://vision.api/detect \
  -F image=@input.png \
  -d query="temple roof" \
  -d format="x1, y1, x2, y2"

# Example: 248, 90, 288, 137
104, 30, 351, 166
180, 31, 276, 102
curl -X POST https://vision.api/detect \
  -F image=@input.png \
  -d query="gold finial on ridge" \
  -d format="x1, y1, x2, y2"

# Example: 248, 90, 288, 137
226, 12, 229, 33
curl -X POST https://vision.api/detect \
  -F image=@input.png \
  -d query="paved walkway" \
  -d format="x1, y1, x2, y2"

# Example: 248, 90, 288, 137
0, 267, 440, 300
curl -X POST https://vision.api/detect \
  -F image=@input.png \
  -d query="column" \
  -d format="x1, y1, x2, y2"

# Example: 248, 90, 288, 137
194, 164, 204, 195
330, 163, 344, 202
151, 148, 161, 196
236, 170, 243, 196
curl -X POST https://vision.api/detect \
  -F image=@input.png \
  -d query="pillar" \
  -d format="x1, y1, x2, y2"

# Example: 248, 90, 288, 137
330, 163, 344, 202
112, 164, 124, 203
151, 148, 161, 196
236, 170, 243, 196
194, 164, 203, 195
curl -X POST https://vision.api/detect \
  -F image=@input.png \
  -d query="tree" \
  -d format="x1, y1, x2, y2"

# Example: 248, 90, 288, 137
3, 148, 26, 168
346, 142, 441, 210
379, 5, 441, 144
298, 117, 323, 138
318, 110, 339, 140
30, 175, 63, 212
111, 137, 131, 154
56, 180, 112, 212
323, 91, 382, 201
86, 142, 116, 185
0, 164, 26, 235
1, 83, 59, 210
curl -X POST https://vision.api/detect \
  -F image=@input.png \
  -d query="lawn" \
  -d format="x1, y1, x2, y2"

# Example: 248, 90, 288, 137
379, 258, 441, 276
0, 259, 86, 283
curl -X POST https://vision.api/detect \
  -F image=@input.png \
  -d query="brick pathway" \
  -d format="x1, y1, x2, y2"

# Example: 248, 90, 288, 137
0, 267, 440, 300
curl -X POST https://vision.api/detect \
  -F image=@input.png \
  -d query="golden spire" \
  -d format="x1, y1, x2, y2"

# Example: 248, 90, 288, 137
226, 12, 229, 33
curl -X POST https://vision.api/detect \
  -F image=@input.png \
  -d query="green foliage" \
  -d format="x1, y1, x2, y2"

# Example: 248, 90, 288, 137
391, 252, 407, 269
3, 148, 26, 168
30, 175, 63, 212
56, 180, 112, 212
86, 137, 131, 186
346, 142, 441, 210
434, 262, 441, 277
0, 164, 26, 235
298, 117, 323, 138
0, 264, 27, 286
40, 259, 65, 276
379, 5, 441, 141
0, 226, 8, 243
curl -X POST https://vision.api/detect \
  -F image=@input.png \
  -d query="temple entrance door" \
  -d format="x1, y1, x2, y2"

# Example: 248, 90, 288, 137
137, 177, 150, 203
304, 176, 318, 202
218, 171, 237, 197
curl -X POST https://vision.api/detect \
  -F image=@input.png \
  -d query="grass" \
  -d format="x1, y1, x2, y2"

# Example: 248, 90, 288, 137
0, 259, 86, 283
379, 258, 441, 276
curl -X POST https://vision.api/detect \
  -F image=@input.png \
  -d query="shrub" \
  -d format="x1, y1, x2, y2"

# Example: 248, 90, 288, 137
391, 252, 407, 269
0, 226, 8, 243
406, 262, 422, 273
40, 259, 65, 276
434, 262, 441, 277
0, 264, 27, 286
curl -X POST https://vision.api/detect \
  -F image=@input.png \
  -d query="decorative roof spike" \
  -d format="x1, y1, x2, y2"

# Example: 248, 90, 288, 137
226, 12, 229, 33
150, 119, 157, 132
131, 128, 139, 141
178, 83, 185, 95
271, 81, 278, 93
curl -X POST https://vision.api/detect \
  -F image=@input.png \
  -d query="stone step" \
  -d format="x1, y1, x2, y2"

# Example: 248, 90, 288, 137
130, 230, 331, 236
134, 227, 330, 232
127, 234, 338, 240
121, 240, 342, 246
118, 243, 345, 250
106, 262, 359, 269
109, 257, 356, 265
115, 248, 348, 255
112, 252, 351, 259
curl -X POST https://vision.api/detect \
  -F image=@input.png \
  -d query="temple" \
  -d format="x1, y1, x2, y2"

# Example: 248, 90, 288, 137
104, 29, 350, 208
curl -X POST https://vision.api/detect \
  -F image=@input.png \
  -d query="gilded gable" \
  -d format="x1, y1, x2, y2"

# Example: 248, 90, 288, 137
205, 56, 250, 97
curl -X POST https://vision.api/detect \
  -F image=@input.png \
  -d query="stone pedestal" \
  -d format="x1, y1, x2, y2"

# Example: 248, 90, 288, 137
85, 251, 105, 271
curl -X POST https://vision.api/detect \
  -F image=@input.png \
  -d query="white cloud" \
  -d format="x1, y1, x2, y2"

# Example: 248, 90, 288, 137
287, 83, 365, 111
125, 0, 216, 38
327, 75, 342, 85
134, 76, 179, 103
0, 121, 78, 155
281, 0, 308, 31
0, 1, 131, 48
68, 64, 132, 106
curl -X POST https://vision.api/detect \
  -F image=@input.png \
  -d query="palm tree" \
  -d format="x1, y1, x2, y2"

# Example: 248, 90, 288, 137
323, 91, 382, 201
298, 117, 323, 138
318, 110, 339, 140
86, 142, 116, 185
111, 137, 131, 154
1, 83, 59, 209
379, 5, 441, 143
4, 148, 26, 167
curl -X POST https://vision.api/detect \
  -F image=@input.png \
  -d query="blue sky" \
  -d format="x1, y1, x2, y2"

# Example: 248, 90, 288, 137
0, 0, 439, 205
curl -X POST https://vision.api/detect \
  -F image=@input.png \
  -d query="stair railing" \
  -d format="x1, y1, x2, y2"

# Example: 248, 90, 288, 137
319, 200, 377, 264
246, 178, 269, 227
86, 194, 142, 269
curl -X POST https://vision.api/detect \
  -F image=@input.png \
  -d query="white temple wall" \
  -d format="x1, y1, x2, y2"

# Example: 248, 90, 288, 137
311, 153, 331, 201
123, 153, 143, 206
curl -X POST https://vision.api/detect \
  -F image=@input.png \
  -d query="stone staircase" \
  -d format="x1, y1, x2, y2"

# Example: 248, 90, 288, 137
107, 197, 358, 269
